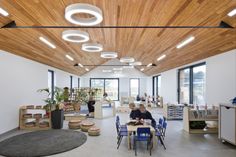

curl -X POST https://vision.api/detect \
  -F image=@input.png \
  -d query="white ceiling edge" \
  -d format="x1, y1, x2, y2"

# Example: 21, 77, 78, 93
81, 58, 148, 78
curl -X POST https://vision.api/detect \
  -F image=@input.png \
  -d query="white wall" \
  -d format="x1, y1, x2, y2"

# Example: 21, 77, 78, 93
157, 49, 236, 105
80, 59, 152, 98
0, 50, 79, 134
206, 49, 236, 105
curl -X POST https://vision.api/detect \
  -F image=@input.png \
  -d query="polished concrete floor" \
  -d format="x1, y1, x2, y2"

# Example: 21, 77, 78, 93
0, 108, 235, 157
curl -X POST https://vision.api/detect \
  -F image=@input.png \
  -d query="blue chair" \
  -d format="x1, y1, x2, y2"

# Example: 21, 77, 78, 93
116, 116, 127, 131
155, 128, 166, 150
157, 118, 163, 129
160, 121, 167, 140
134, 127, 152, 156
116, 122, 128, 149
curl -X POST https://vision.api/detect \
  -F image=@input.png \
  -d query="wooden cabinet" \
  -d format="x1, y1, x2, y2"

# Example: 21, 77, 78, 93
19, 106, 51, 130
219, 104, 236, 145
183, 107, 218, 134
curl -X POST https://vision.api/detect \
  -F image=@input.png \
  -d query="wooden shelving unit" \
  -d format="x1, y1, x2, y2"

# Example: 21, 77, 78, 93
19, 106, 51, 130
183, 107, 218, 134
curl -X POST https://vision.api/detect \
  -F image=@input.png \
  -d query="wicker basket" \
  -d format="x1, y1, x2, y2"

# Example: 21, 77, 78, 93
68, 120, 82, 129
88, 127, 100, 136
81, 121, 95, 132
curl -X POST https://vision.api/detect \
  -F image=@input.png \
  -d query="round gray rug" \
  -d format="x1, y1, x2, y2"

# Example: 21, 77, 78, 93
0, 130, 87, 157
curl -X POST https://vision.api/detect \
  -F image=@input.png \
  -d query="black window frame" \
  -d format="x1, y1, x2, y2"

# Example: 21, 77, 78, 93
152, 75, 161, 99
70, 75, 73, 92
89, 78, 120, 101
48, 70, 55, 100
177, 62, 206, 104
129, 78, 140, 97
78, 78, 80, 88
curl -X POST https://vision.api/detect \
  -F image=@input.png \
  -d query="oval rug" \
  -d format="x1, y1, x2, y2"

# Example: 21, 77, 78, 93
0, 130, 87, 157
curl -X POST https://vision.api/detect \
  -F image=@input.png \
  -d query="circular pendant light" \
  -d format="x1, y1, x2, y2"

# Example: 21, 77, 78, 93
82, 43, 103, 52
120, 57, 135, 63
101, 52, 117, 59
62, 30, 89, 43
65, 3, 103, 26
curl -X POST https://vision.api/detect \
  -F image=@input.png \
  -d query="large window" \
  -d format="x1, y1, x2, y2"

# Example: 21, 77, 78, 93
178, 63, 206, 105
90, 78, 119, 101
153, 75, 161, 99
48, 70, 55, 99
130, 79, 140, 97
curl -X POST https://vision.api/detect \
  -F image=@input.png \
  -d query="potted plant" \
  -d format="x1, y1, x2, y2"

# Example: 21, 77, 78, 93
38, 87, 65, 129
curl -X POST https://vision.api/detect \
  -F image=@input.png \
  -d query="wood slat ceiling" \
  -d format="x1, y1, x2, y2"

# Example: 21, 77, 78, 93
0, 0, 235, 76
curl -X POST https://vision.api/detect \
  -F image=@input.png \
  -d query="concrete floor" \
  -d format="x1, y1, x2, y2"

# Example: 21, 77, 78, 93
0, 108, 235, 157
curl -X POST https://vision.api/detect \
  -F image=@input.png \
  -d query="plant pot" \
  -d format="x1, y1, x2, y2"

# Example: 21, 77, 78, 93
51, 109, 64, 129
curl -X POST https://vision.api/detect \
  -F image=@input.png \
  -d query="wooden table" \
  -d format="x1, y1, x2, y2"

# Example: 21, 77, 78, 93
127, 124, 156, 150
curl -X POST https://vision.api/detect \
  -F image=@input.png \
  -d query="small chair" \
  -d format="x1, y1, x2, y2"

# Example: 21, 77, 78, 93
134, 127, 152, 156
116, 116, 127, 131
156, 118, 163, 129
160, 121, 167, 140
116, 122, 128, 149
155, 128, 166, 150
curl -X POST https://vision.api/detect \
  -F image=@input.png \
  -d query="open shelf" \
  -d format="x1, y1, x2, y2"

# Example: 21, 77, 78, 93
183, 107, 219, 134
19, 106, 51, 130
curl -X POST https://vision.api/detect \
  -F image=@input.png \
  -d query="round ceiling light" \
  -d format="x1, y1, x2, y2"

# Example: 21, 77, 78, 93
129, 61, 142, 66
62, 30, 89, 43
65, 3, 103, 26
100, 52, 117, 59
82, 43, 103, 52
120, 57, 135, 63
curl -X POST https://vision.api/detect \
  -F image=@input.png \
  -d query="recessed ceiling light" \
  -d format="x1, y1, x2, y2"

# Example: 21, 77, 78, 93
85, 68, 89, 71
101, 52, 117, 58
78, 63, 84, 67
129, 61, 142, 66
39, 37, 56, 49
123, 65, 134, 69
147, 63, 152, 68
120, 57, 135, 63
113, 67, 123, 71
140, 68, 144, 71
0, 7, 9, 16
65, 54, 74, 61
82, 43, 103, 52
62, 30, 89, 43
157, 54, 166, 61
228, 8, 236, 17
102, 70, 112, 73
65, 3, 103, 26
176, 36, 195, 49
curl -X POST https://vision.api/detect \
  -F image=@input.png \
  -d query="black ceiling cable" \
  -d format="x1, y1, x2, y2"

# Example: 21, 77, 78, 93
0, 21, 234, 29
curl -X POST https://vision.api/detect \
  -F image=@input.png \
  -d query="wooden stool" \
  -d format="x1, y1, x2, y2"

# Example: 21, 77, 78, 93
68, 119, 82, 129
88, 126, 100, 136
81, 121, 95, 132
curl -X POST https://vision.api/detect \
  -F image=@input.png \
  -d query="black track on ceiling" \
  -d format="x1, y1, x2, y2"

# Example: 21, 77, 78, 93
0, 21, 234, 29
74, 64, 157, 67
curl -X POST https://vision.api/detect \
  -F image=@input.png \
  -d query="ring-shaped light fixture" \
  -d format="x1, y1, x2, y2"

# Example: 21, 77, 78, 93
120, 57, 135, 63
82, 43, 103, 52
100, 52, 117, 59
62, 30, 89, 43
65, 3, 103, 26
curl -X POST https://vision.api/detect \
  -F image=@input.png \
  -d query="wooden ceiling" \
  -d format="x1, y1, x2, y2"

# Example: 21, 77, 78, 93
0, 0, 236, 76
